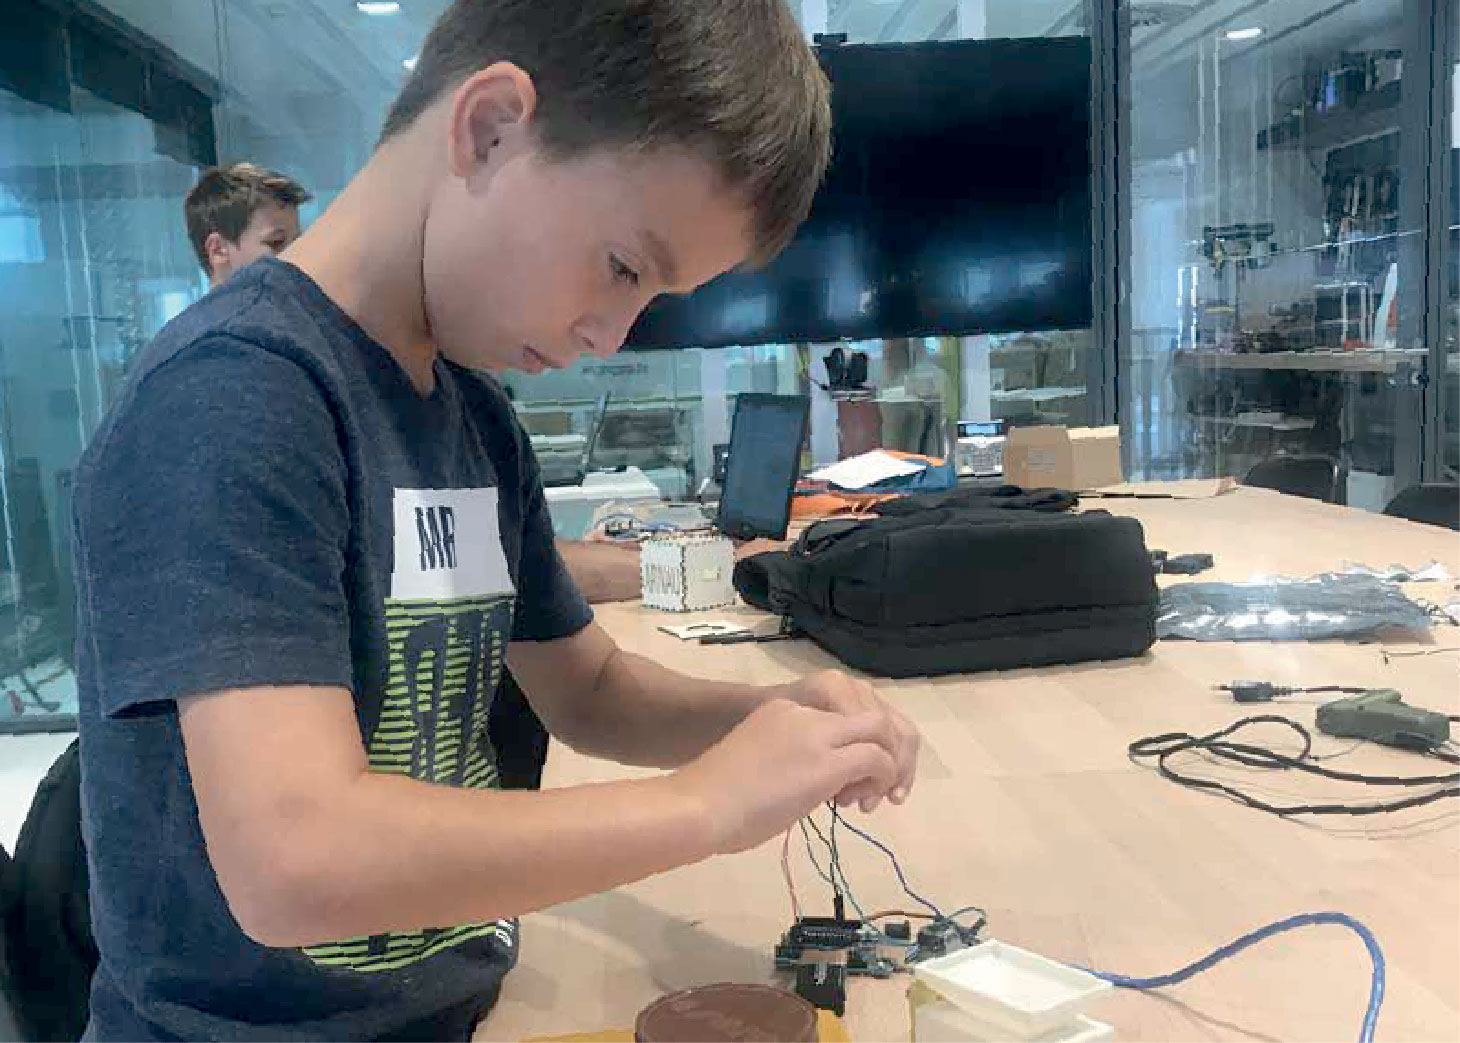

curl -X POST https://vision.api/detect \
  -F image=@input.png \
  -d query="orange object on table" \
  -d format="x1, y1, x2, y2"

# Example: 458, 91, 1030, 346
790, 449, 951, 521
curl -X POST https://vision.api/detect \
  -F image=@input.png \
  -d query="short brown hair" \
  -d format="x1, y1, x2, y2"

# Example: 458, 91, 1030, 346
381, 0, 831, 265
184, 163, 312, 273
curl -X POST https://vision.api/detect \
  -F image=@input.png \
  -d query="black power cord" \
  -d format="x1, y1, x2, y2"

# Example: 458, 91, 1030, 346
1129, 715, 1460, 816
1217, 681, 1372, 704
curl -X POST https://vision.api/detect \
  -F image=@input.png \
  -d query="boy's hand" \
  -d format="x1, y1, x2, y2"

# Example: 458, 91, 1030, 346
672, 699, 901, 855
777, 670, 919, 812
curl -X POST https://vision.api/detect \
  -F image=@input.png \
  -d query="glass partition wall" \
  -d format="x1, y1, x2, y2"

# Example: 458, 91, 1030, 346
1121, 0, 1453, 509
3, 0, 1454, 734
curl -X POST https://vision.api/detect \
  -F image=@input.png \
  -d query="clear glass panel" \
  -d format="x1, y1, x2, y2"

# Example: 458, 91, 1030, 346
819, 1, 1088, 45
212, 0, 432, 212
1124, 0, 1430, 509
509, 344, 811, 538
1, 1, 1106, 663
0, 0, 447, 734
985, 329, 1092, 427
0, 85, 199, 734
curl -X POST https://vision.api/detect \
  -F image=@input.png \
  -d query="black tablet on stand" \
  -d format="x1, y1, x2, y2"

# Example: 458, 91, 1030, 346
716, 394, 810, 541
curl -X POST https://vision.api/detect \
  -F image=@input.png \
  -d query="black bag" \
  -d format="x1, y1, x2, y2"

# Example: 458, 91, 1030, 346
875, 484, 1079, 516
734, 508, 1158, 678
4, 739, 96, 1043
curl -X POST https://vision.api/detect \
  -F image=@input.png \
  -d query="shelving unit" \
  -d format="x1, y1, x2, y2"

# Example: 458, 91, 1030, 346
1167, 55, 1419, 501
1257, 79, 1402, 153
1174, 348, 1426, 374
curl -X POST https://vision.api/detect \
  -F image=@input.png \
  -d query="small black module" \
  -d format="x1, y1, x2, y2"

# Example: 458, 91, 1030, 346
794, 962, 848, 1016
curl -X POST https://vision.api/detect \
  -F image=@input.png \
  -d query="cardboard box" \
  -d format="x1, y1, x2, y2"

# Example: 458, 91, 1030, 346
1003, 426, 1123, 490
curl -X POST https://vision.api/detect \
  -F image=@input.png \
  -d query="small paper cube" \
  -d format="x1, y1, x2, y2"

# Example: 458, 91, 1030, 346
640, 534, 737, 612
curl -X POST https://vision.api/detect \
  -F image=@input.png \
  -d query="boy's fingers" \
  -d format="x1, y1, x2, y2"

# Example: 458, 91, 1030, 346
819, 708, 900, 758
892, 718, 919, 801
824, 744, 897, 805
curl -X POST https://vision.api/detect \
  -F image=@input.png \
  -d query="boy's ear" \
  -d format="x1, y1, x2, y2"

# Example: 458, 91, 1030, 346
447, 62, 538, 178
204, 231, 231, 275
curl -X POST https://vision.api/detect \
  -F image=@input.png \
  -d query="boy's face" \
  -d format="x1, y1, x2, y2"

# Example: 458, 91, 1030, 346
208, 202, 302, 286
421, 145, 752, 373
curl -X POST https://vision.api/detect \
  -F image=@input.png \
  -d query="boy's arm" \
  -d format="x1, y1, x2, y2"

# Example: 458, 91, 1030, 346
179, 681, 898, 948
507, 622, 918, 806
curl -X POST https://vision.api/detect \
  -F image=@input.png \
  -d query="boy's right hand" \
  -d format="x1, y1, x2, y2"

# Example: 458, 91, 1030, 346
672, 699, 900, 854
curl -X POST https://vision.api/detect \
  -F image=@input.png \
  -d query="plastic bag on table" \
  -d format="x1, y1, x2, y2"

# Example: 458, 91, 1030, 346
1157, 573, 1433, 641
1339, 560, 1453, 583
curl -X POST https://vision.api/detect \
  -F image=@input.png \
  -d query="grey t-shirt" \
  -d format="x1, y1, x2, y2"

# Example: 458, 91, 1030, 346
74, 257, 592, 1041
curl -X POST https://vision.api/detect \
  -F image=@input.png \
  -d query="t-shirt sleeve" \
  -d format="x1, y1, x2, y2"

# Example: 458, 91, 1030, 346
509, 434, 593, 643
73, 337, 354, 718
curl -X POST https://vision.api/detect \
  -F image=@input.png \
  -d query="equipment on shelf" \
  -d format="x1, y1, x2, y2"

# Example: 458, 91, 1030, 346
953, 420, 1006, 478
1202, 223, 1275, 273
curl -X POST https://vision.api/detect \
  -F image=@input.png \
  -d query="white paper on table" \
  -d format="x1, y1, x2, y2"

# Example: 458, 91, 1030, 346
808, 450, 928, 490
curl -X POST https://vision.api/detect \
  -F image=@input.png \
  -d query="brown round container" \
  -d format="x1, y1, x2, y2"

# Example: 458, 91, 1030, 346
634, 983, 819, 1043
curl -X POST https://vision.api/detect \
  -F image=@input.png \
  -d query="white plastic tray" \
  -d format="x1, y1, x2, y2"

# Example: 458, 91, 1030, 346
915, 1000, 1115, 1043
913, 941, 1111, 1038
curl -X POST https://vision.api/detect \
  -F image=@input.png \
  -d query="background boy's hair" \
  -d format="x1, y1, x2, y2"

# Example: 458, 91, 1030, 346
381, 0, 831, 265
184, 163, 312, 273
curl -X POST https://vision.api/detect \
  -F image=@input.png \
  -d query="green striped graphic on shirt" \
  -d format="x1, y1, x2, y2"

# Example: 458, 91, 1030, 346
303, 921, 517, 975
301, 594, 515, 973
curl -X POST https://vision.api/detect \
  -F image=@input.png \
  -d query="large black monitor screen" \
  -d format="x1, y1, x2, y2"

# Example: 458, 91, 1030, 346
627, 36, 1092, 351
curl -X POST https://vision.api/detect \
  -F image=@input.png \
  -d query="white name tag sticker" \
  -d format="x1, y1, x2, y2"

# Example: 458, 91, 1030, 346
390, 487, 515, 601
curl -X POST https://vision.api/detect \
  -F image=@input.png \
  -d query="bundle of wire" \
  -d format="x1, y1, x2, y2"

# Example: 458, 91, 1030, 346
1129, 714, 1460, 816
780, 805, 1387, 1042
780, 804, 985, 954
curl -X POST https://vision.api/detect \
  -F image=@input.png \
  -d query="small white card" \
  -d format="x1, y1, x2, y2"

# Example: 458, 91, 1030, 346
657, 621, 749, 641
390, 487, 515, 601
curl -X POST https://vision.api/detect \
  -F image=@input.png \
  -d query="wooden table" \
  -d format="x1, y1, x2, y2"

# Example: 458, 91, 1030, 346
477, 486, 1460, 1042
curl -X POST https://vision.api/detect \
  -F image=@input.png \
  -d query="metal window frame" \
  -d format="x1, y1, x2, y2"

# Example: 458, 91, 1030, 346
1397, 0, 1451, 486
1089, 0, 1126, 430
1418, 0, 1457, 480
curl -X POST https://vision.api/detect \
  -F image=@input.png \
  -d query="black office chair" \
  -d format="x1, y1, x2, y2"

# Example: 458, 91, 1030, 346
1243, 455, 1340, 503
3, 741, 94, 1043
1, 841, 20, 1042
1383, 484, 1460, 530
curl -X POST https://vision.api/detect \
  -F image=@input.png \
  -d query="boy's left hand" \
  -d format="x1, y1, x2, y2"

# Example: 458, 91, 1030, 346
776, 670, 920, 812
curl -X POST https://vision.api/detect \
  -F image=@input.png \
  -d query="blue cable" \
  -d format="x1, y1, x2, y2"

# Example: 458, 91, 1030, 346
828, 808, 945, 920
1082, 911, 1384, 1043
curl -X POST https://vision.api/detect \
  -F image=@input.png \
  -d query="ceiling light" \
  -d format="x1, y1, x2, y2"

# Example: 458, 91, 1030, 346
356, 1, 401, 15
1223, 27, 1263, 41
403, 56, 418, 71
